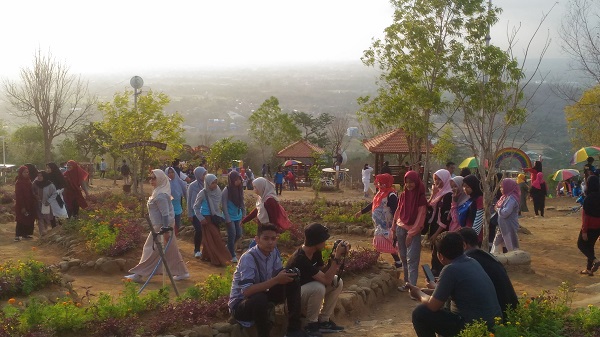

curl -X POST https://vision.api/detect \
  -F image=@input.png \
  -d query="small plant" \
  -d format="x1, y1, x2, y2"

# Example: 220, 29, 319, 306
0, 259, 61, 299
182, 267, 233, 302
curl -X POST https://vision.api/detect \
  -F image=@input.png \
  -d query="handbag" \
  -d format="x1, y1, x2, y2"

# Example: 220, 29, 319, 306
204, 190, 226, 228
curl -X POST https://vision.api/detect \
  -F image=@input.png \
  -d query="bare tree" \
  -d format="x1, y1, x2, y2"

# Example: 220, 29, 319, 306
326, 113, 351, 159
3, 49, 96, 162
559, 0, 600, 83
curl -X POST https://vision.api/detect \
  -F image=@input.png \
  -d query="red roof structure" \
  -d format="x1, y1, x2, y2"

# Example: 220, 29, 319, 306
277, 139, 325, 159
362, 128, 428, 184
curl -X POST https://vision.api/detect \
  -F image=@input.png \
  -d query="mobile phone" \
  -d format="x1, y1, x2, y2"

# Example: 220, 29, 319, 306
422, 264, 435, 283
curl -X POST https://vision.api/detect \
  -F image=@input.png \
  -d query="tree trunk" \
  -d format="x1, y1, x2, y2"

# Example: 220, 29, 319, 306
44, 136, 53, 163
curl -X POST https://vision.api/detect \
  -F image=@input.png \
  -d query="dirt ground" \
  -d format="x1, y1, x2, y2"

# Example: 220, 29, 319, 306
1, 178, 599, 337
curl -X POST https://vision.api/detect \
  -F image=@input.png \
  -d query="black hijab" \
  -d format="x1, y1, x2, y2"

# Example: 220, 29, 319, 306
463, 174, 483, 199
583, 175, 600, 217
46, 162, 66, 190
34, 171, 52, 188
25, 163, 38, 182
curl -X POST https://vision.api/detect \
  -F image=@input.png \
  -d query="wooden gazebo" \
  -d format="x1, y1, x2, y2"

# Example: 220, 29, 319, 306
362, 128, 427, 184
277, 139, 325, 180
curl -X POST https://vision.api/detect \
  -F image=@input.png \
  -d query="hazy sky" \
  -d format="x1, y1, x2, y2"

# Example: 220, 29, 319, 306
0, 0, 565, 78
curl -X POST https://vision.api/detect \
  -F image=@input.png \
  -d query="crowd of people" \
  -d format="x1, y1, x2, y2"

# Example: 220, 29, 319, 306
13, 155, 600, 337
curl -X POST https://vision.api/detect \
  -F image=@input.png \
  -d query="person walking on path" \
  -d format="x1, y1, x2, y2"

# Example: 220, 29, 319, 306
577, 175, 600, 276
165, 166, 187, 234
517, 174, 529, 215
361, 164, 374, 198
492, 178, 521, 253
99, 158, 107, 179
187, 167, 207, 258
222, 170, 246, 263
14, 166, 36, 241
63, 160, 89, 218
193, 174, 232, 266
530, 172, 547, 217
125, 169, 189, 282
274, 166, 285, 196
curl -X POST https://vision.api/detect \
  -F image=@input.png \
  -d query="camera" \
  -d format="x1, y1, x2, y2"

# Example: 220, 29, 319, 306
332, 239, 349, 256
285, 267, 301, 282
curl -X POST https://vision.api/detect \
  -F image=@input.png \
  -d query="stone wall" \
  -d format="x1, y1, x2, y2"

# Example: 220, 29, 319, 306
158, 263, 398, 337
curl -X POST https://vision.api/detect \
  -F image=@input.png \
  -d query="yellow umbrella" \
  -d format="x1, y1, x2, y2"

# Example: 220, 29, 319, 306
458, 157, 479, 168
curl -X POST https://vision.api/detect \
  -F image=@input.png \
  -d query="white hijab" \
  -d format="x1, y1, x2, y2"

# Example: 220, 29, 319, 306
451, 176, 470, 206
202, 174, 222, 215
150, 169, 172, 201
252, 177, 278, 224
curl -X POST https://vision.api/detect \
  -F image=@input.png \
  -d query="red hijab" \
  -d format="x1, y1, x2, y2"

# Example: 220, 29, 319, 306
373, 173, 396, 210
532, 172, 545, 190
64, 160, 89, 184
396, 171, 427, 225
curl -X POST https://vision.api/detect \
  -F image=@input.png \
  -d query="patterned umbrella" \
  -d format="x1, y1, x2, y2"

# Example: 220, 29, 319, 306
283, 159, 302, 167
458, 157, 479, 168
552, 169, 580, 181
570, 146, 600, 165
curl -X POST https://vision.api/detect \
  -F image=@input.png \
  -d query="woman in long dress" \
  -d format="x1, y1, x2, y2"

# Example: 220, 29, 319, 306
222, 170, 246, 263
164, 166, 187, 234
425, 169, 453, 276
187, 166, 207, 258
62, 160, 89, 218
193, 174, 232, 266
126, 169, 189, 282
517, 174, 529, 215
578, 175, 600, 276
492, 179, 521, 253
32, 171, 57, 236
14, 166, 36, 241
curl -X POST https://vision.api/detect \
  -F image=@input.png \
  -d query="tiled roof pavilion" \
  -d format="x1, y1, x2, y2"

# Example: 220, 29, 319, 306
277, 139, 325, 159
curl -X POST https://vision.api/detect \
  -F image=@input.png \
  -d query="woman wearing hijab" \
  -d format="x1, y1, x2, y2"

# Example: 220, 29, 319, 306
517, 174, 529, 215
193, 174, 232, 266
165, 166, 187, 234
187, 166, 207, 258
393, 171, 427, 289
425, 169, 453, 276
448, 176, 471, 232
529, 172, 547, 217
24, 163, 38, 182
222, 171, 246, 263
126, 169, 189, 282
32, 171, 57, 236
492, 179, 521, 253
355, 173, 402, 268
14, 166, 36, 241
242, 177, 292, 232
45, 162, 68, 226
578, 175, 600, 276
62, 160, 89, 218
462, 175, 485, 245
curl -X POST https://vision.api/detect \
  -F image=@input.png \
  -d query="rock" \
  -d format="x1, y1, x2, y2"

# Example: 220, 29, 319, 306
62, 274, 76, 283
62, 257, 70, 261
518, 226, 532, 235
67, 259, 81, 267
95, 257, 107, 266
356, 277, 372, 288
99, 260, 121, 274
215, 333, 230, 337
86, 261, 96, 268
213, 323, 233, 333
59, 261, 70, 272
114, 258, 127, 269
179, 330, 193, 337
194, 325, 213, 337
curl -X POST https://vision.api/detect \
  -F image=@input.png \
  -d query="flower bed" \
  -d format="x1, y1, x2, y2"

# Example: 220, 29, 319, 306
0, 259, 61, 299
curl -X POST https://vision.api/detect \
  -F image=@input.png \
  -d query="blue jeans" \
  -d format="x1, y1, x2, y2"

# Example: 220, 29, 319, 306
396, 227, 422, 285
227, 220, 243, 258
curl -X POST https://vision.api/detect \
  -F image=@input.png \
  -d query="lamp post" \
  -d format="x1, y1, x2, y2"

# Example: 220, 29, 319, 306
0, 136, 5, 183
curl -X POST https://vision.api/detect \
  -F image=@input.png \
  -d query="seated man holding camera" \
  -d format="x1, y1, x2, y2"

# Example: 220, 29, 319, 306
406, 232, 501, 337
228, 224, 306, 337
286, 223, 347, 336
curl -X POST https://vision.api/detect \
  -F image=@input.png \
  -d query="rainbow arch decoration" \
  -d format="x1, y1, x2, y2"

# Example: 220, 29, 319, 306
494, 147, 532, 169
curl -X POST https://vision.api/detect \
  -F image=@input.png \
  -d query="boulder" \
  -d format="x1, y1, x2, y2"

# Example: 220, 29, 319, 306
98, 259, 121, 274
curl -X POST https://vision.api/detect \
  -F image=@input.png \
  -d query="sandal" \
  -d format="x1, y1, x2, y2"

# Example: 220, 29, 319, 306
592, 261, 600, 273
580, 269, 593, 276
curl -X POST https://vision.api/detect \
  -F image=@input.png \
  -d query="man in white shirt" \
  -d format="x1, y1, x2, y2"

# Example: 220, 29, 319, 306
361, 164, 374, 198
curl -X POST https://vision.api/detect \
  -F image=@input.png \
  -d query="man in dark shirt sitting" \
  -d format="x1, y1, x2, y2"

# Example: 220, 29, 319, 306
286, 224, 347, 336
406, 232, 502, 337
228, 224, 306, 337
458, 227, 519, 320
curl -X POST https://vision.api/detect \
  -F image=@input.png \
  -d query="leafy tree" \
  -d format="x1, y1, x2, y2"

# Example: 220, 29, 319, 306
206, 137, 248, 173
74, 122, 109, 162
9, 125, 45, 167
431, 126, 458, 166
3, 49, 96, 162
291, 111, 333, 148
564, 84, 600, 148
248, 96, 301, 162
98, 90, 185, 194
56, 137, 85, 164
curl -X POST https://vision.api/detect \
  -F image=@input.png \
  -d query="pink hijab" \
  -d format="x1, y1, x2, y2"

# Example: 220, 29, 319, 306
531, 172, 545, 190
396, 171, 427, 225
496, 179, 520, 208
429, 169, 453, 205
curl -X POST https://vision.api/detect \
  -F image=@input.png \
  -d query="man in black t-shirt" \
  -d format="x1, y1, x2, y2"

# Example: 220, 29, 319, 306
286, 224, 348, 336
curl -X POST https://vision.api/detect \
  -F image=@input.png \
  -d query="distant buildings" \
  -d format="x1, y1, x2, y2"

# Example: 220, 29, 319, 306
347, 127, 359, 137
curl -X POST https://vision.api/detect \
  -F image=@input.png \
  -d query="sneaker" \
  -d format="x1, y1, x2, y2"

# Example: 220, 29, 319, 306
397, 285, 408, 292
394, 261, 403, 269
173, 273, 190, 281
231, 256, 238, 263
305, 322, 323, 337
124, 274, 142, 283
194, 251, 202, 258
285, 330, 309, 337
319, 320, 344, 333
14, 236, 21, 242
24, 235, 33, 239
